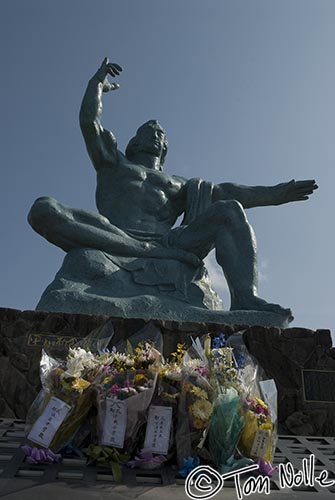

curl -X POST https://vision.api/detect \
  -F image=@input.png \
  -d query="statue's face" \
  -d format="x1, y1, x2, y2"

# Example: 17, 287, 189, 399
136, 121, 167, 158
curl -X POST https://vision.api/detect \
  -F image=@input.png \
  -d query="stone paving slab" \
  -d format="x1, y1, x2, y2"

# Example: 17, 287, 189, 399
0, 480, 333, 500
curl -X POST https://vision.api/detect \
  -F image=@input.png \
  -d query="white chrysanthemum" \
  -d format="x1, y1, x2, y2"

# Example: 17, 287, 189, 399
63, 348, 99, 378
162, 365, 182, 380
112, 352, 130, 363
186, 359, 205, 371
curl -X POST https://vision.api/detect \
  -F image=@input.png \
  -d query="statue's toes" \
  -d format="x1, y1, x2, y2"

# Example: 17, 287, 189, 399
268, 303, 293, 321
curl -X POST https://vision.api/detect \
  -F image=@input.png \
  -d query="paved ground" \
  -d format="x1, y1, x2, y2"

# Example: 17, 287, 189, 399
1, 419, 335, 499
1, 478, 334, 500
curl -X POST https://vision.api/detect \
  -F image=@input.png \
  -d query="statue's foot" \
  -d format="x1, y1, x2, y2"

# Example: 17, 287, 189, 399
231, 293, 293, 321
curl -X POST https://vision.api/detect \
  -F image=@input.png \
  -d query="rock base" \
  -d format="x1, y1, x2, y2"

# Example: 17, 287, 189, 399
0, 307, 241, 419
0, 307, 333, 436
245, 326, 335, 436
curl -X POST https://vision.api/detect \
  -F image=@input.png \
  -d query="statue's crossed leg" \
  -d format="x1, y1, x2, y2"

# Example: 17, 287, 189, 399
28, 196, 292, 319
28, 196, 200, 266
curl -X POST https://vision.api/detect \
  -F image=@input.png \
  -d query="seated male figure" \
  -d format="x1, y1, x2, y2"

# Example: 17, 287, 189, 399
28, 58, 318, 319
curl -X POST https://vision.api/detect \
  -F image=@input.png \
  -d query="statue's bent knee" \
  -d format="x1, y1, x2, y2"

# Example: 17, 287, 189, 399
28, 196, 65, 234
212, 200, 246, 226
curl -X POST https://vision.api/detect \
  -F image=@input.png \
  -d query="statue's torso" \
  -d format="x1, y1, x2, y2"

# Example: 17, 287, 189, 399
96, 152, 185, 235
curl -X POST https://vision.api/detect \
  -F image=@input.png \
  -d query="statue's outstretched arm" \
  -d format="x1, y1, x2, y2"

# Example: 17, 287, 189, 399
79, 57, 122, 170
213, 179, 318, 208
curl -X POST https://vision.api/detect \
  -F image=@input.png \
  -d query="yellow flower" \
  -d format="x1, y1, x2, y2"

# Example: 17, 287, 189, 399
183, 382, 194, 393
255, 397, 267, 409
170, 343, 186, 363
103, 375, 114, 385
189, 399, 212, 423
193, 418, 207, 430
71, 378, 91, 392
60, 379, 74, 392
134, 374, 148, 384
191, 386, 208, 400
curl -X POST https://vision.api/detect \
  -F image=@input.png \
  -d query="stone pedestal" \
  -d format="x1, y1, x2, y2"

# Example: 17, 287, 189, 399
1, 307, 333, 437
0, 307, 241, 419
244, 326, 335, 436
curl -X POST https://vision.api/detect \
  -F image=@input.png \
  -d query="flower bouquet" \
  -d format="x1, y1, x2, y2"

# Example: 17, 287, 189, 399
226, 333, 278, 466
238, 396, 274, 462
26, 347, 102, 452
26, 321, 115, 452
206, 334, 246, 471
95, 325, 162, 456
175, 339, 213, 468
207, 332, 278, 473
136, 343, 186, 467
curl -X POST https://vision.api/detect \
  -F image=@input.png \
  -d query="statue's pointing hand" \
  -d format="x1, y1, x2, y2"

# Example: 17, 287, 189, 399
97, 57, 123, 93
276, 179, 318, 205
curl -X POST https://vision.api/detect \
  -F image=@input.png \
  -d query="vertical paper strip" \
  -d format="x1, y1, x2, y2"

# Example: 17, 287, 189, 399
144, 405, 173, 455
250, 428, 271, 459
101, 398, 127, 448
28, 396, 72, 448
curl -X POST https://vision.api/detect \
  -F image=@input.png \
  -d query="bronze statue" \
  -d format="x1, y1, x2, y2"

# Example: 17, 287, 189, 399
28, 58, 317, 323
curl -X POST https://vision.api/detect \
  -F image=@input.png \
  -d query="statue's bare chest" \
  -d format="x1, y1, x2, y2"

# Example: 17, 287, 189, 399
96, 157, 183, 223
98, 159, 180, 197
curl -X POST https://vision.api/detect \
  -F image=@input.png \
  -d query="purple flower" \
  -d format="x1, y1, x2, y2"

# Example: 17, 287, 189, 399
196, 367, 210, 378
127, 449, 167, 470
111, 384, 121, 394
123, 379, 134, 388
254, 459, 277, 477
22, 445, 62, 464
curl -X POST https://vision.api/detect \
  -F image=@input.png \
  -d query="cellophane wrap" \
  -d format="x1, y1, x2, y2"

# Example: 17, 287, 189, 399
95, 323, 161, 455
227, 332, 277, 463
175, 339, 213, 468
25, 320, 115, 452
141, 342, 186, 464
208, 332, 278, 471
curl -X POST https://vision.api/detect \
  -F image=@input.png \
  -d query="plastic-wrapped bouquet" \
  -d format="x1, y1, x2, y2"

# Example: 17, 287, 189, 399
238, 393, 276, 463
226, 333, 278, 466
206, 334, 246, 470
175, 339, 213, 468
95, 324, 161, 456
134, 342, 186, 467
207, 332, 277, 473
26, 321, 115, 452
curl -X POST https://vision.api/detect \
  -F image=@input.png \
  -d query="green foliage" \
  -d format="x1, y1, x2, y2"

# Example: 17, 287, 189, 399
84, 444, 130, 482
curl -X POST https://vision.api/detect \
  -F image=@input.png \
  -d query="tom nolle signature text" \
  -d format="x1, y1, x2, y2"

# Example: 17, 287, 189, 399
185, 454, 335, 499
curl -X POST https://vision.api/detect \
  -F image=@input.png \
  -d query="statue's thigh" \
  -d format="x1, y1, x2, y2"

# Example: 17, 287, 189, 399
169, 218, 216, 259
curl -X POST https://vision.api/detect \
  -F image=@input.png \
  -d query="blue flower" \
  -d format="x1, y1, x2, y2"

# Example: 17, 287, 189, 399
236, 353, 246, 368
211, 333, 226, 349
179, 456, 200, 478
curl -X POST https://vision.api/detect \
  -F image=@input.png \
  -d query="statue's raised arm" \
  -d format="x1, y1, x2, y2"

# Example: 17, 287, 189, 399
79, 57, 123, 170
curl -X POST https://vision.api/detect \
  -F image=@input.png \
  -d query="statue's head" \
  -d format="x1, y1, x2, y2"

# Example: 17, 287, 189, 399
125, 120, 168, 169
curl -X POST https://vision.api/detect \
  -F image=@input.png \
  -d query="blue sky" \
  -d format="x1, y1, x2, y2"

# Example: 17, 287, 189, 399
1, 0, 334, 336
